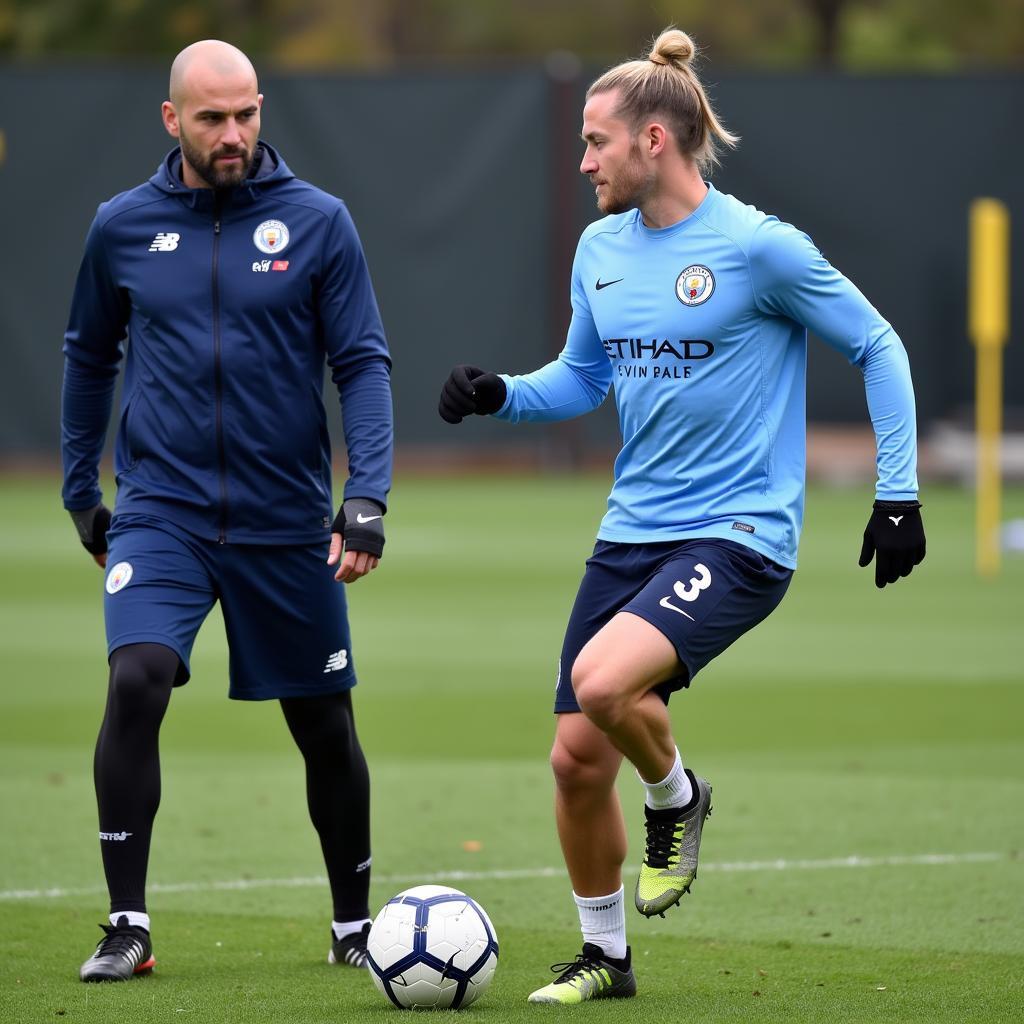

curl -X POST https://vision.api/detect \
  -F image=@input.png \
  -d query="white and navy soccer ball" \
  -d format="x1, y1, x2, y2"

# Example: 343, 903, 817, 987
366, 885, 499, 1009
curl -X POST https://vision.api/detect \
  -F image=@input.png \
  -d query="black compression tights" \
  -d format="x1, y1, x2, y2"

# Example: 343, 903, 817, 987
95, 645, 370, 922
280, 691, 371, 922
94, 643, 177, 914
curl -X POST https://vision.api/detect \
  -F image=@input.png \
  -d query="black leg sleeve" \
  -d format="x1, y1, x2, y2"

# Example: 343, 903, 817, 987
94, 643, 178, 915
280, 691, 371, 922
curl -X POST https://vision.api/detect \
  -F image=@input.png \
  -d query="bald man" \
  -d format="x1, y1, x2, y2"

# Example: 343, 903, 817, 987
63, 41, 393, 981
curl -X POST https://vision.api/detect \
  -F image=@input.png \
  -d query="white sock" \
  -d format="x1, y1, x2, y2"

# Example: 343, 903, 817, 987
110, 911, 150, 932
574, 887, 627, 961
642, 748, 693, 810
332, 917, 371, 941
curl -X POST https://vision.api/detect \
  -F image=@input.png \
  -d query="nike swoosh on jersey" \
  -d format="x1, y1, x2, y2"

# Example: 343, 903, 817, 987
595, 278, 624, 290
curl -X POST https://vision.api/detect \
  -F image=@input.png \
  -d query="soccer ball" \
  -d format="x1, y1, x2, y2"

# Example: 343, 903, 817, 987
366, 885, 499, 1009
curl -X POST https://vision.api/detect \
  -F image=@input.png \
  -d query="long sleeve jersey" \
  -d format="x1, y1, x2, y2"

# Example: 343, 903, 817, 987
496, 183, 918, 569
61, 142, 393, 544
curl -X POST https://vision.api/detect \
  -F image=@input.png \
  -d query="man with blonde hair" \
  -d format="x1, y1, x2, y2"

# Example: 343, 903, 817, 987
64, 40, 392, 980
440, 28, 924, 1003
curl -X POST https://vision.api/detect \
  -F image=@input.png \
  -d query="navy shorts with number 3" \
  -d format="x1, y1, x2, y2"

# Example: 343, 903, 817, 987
555, 538, 793, 713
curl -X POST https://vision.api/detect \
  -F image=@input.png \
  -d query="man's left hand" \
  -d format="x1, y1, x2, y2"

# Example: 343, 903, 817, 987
69, 503, 112, 569
328, 498, 385, 582
858, 500, 926, 588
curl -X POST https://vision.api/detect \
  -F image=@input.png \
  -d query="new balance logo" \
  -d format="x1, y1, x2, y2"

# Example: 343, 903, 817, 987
889, 515, 904, 526
148, 232, 180, 252
99, 831, 133, 841
323, 649, 349, 673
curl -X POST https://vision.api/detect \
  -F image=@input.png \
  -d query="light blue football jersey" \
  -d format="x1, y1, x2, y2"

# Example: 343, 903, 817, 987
494, 183, 918, 569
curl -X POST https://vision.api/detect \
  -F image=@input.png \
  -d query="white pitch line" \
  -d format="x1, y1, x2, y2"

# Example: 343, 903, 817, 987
0, 851, 1008, 903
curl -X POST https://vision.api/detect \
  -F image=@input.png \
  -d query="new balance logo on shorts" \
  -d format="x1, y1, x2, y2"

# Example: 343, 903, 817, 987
323, 649, 349, 673
148, 232, 180, 252
99, 831, 133, 841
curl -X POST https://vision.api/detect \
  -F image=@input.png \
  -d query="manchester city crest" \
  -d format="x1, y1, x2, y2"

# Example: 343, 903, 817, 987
105, 561, 134, 595
675, 264, 715, 306
253, 219, 290, 255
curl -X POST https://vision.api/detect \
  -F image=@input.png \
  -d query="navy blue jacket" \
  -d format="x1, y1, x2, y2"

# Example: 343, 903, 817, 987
61, 143, 392, 544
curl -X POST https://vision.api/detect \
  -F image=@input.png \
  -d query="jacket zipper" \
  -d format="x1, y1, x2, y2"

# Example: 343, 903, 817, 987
212, 201, 228, 543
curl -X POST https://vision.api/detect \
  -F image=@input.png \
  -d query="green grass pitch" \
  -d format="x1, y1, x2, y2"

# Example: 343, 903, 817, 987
1, 473, 1022, 1022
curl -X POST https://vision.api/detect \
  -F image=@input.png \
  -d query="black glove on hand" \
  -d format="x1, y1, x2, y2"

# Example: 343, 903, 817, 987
858, 499, 926, 588
438, 364, 507, 424
331, 498, 385, 558
69, 504, 112, 556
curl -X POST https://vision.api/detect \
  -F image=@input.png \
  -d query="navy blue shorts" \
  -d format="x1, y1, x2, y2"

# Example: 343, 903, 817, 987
555, 538, 792, 713
102, 514, 355, 701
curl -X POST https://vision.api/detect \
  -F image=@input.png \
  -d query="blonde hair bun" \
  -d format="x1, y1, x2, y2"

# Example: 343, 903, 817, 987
587, 26, 738, 173
648, 29, 695, 68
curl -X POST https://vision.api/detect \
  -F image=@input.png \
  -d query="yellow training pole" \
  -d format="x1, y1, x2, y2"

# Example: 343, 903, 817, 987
968, 198, 1010, 577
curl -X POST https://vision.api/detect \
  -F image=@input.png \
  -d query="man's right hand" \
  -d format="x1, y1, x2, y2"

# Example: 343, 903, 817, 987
438, 365, 506, 424
69, 504, 111, 568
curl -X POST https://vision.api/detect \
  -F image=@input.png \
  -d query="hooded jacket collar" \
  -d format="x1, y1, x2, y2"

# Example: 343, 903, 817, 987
149, 141, 294, 210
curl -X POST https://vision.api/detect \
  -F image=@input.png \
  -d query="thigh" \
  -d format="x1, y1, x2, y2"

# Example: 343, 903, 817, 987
574, 610, 681, 698
103, 516, 217, 684
217, 541, 355, 701
624, 539, 793, 697
556, 541, 666, 713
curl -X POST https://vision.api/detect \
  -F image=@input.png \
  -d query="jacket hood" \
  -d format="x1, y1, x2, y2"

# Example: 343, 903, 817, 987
148, 141, 294, 209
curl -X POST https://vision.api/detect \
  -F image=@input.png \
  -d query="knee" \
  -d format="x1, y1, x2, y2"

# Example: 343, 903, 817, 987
109, 643, 178, 700
105, 643, 178, 726
550, 734, 615, 796
283, 693, 358, 763
571, 655, 627, 730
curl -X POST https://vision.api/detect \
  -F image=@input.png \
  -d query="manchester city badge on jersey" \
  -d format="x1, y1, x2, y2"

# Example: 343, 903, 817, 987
105, 561, 134, 595
675, 265, 715, 306
253, 219, 290, 255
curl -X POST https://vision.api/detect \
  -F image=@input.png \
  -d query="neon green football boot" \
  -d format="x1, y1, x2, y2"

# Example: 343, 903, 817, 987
635, 774, 713, 917
527, 944, 636, 1004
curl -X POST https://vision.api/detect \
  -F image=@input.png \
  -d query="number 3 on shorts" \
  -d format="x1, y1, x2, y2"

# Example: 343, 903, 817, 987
659, 563, 712, 619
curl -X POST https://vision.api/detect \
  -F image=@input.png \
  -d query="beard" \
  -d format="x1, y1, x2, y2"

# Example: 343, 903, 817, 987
596, 142, 655, 215
179, 128, 254, 189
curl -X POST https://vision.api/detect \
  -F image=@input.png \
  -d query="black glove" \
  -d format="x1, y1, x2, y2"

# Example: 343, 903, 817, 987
858, 500, 926, 588
438, 364, 507, 424
331, 498, 385, 558
69, 504, 112, 556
